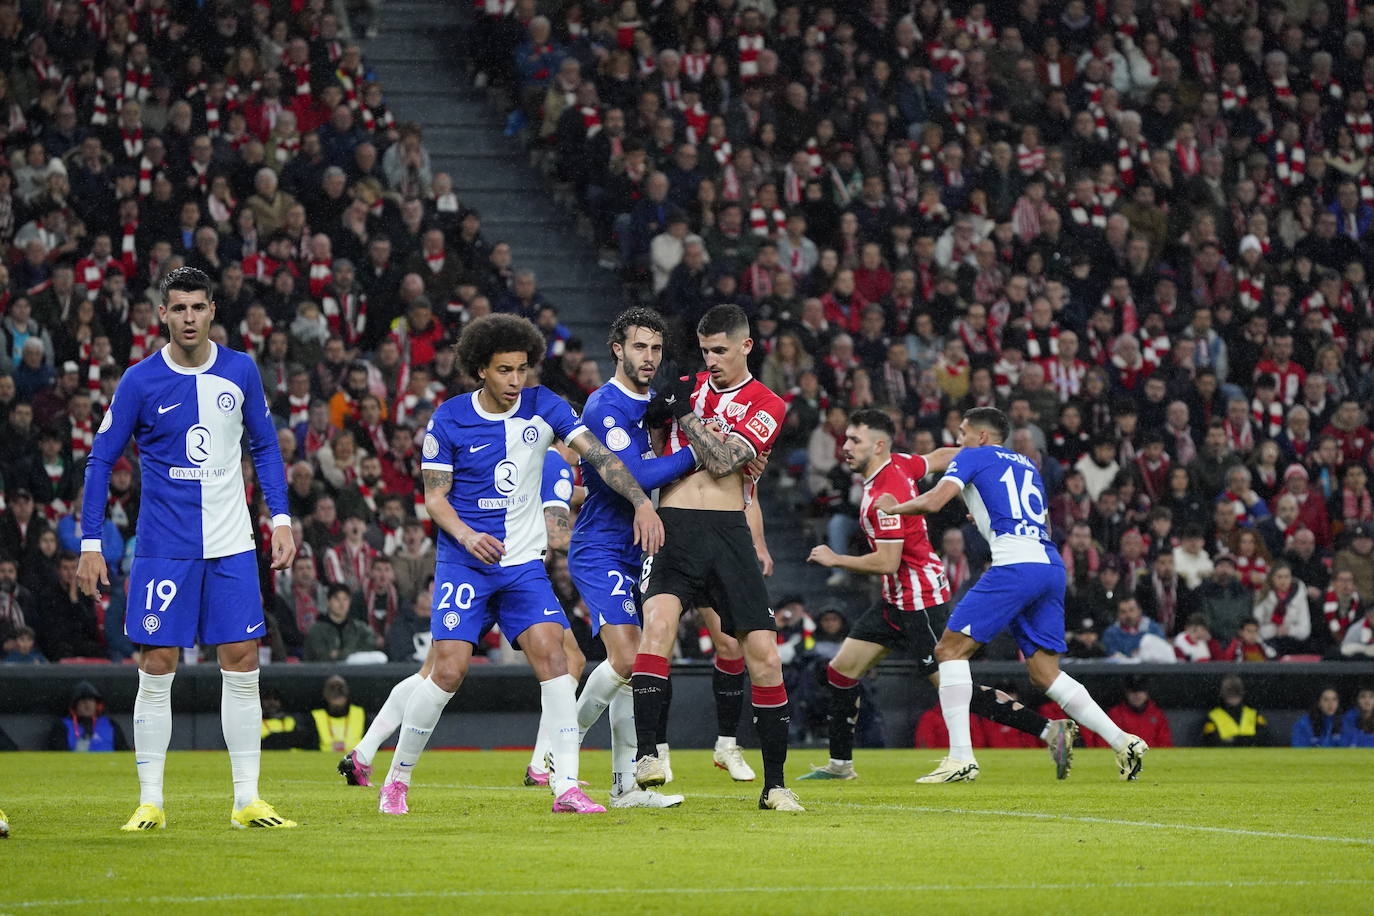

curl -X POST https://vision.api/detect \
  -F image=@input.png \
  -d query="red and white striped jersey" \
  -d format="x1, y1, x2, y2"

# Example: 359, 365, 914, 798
666, 372, 785, 460
859, 453, 951, 612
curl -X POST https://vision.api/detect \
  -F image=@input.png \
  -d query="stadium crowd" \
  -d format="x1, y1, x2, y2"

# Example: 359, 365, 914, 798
0, 0, 1372, 727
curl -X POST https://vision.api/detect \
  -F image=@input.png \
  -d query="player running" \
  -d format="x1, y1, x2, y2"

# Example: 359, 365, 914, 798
632, 304, 802, 812
878, 407, 1148, 782
78, 266, 298, 831
374, 314, 663, 816
800, 409, 1075, 782
566, 307, 699, 808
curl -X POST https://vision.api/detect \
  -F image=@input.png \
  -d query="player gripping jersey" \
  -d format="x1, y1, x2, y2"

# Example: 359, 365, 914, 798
374, 314, 663, 817
880, 407, 1149, 783
78, 266, 297, 832
800, 409, 1072, 782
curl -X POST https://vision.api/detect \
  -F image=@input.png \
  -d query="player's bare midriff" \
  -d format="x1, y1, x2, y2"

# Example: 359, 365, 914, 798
660, 464, 747, 512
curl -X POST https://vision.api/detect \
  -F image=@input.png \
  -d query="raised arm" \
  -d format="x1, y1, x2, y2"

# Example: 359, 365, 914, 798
568, 430, 664, 554
876, 477, 964, 517
920, 447, 962, 476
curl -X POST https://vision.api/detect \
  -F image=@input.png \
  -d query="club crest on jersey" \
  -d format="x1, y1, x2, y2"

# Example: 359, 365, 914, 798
622, 599, 637, 615
606, 426, 631, 451
602, 416, 615, 428
442, 611, 460, 630
522, 426, 540, 446
143, 614, 160, 633
99, 407, 113, 433
216, 392, 237, 413
422, 433, 439, 459
723, 401, 747, 419
746, 412, 776, 440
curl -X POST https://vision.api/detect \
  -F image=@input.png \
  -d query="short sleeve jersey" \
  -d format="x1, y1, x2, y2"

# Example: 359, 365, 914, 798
420, 386, 587, 568
665, 372, 786, 459
81, 343, 290, 559
541, 450, 575, 510
860, 453, 950, 611
942, 445, 1060, 567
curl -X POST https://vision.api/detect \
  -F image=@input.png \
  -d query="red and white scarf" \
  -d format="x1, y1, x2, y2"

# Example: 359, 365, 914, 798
289, 62, 312, 98
1117, 137, 1149, 186
1274, 140, 1305, 186
749, 202, 785, 237
308, 259, 333, 298
1016, 143, 1045, 174
1348, 111, 1374, 152
737, 31, 765, 79
122, 127, 143, 159
1220, 82, 1248, 112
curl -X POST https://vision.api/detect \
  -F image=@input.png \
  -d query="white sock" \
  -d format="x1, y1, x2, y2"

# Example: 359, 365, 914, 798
656, 742, 671, 761
528, 716, 551, 773
133, 670, 174, 808
1045, 671, 1128, 751
830, 757, 851, 768
540, 674, 580, 795
220, 669, 262, 809
714, 735, 737, 750
937, 660, 975, 761
609, 682, 636, 797
387, 676, 455, 786
355, 672, 423, 765
577, 661, 627, 739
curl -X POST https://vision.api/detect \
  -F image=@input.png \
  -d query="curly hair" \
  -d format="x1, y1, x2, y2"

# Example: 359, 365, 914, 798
456, 314, 545, 378
607, 306, 667, 355
158, 265, 214, 303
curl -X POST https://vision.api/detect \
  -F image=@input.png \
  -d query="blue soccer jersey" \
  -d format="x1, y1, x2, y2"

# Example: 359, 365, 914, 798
568, 378, 696, 634
541, 450, 575, 511
570, 378, 696, 568
81, 343, 290, 559
421, 386, 588, 568
942, 446, 1061, 567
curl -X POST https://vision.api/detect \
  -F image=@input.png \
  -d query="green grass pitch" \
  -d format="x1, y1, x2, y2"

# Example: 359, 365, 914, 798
1, 748, 1370, 914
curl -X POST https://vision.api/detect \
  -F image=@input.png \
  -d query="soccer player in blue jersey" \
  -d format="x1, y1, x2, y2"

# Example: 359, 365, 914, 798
878, 407, 1149, 783
77, 267, 298, 831
376, 314, 663, 815
567, 307, 699, 807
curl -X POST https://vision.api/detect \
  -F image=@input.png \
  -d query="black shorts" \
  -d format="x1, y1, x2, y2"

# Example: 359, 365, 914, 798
848, 600, 950, 676
642, 507, 774, 634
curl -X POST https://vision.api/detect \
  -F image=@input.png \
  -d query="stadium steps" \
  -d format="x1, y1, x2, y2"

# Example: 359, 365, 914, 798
364, 1, 628, 357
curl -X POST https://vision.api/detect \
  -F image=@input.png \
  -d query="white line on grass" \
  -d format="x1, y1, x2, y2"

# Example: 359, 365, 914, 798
6, 879, 1374, 909
314, 780, 1374, 847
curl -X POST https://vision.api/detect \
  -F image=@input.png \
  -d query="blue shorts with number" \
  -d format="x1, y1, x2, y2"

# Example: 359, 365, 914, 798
567, 543, 640, 636
126, 550, 265, 648
431, 559, 567, 647
946, 562, 1069, 657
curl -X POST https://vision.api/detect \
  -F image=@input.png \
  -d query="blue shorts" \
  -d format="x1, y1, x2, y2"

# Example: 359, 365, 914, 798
431, 559, 567, 648
946, 562, 1069, 657
567, 544, 640, 636
126, 551, 264, 648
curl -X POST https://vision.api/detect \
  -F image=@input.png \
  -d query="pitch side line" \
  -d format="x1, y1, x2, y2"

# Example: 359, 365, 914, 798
6, 879, 1374, 909
345, 781, 1374, 847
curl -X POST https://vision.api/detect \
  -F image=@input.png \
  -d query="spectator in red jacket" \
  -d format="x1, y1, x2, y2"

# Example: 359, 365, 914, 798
1107, 676, 1175, 749
1322, 400, 1374, 466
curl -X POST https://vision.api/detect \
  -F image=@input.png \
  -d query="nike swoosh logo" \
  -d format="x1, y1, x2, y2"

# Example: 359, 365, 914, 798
469, 443, 491, 452
246, 622, 265, 634
543, 608, 561, 616
157, 403, 181, 414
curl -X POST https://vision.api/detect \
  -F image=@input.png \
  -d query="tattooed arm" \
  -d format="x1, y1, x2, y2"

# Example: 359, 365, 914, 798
675, 412, 757, 478
568, 431, 665, 554
422, 468, 505, 564
544, 506, 571, 553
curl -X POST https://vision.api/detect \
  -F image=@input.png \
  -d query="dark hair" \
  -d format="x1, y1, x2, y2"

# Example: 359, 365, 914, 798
697, 303, 749, 339
158, 265, 214, 303
1308, 685, 1343, 738
848, 407, 895, 439
963, 406, 1011, 443
327, 583, 352, 601
456, 314, 544, 378
608, 306, 668, 355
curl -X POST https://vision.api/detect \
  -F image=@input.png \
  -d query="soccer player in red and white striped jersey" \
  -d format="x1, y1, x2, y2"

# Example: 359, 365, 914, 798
801, 408, 1074, 781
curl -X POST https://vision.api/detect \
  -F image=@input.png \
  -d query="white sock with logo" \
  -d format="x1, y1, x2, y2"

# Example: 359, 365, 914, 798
577, 660, 628, 739
541, 674, 581, 796
220, 669, 262, 809
1045, 671, 1128, 751
937, 660, 975, 761
388, 676, 455, 787
609, 682, 637, 797
134, 670, 174, 808
354, 672, 423, 766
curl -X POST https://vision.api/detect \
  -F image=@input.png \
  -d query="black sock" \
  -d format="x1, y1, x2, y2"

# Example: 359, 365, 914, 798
751, 685, 789, 791
969, 684, 1049, 738
713, 659, 746, 739
825, 667, 861, 761
654, 674, 673, 746
631, 653, 671, 759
